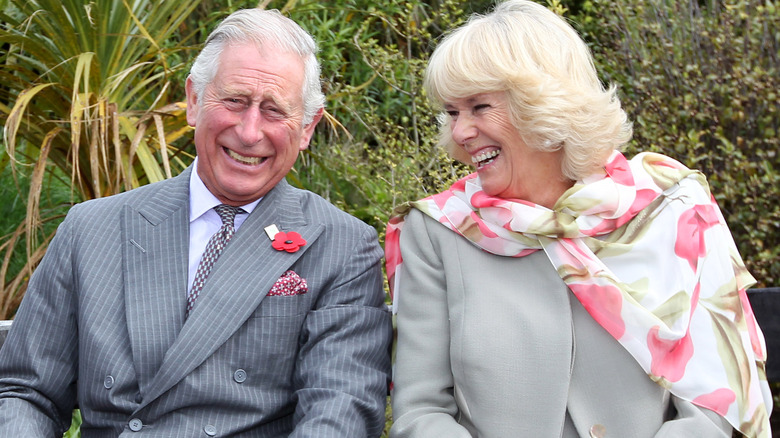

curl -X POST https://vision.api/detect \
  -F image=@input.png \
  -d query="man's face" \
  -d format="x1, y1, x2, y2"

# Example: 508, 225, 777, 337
186, 42, 322, 206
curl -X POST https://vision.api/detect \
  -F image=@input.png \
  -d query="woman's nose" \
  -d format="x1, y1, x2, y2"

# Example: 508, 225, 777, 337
450, 115, 477, 145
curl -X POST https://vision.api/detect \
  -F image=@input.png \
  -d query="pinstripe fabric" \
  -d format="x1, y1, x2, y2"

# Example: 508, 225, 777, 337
0, 166, 392, 437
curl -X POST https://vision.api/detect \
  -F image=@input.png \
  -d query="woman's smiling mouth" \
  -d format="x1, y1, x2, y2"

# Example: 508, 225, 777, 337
472, 149, 500, 169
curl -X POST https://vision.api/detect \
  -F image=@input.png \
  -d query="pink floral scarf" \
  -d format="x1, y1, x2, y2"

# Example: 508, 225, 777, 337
385, 151, 771, 437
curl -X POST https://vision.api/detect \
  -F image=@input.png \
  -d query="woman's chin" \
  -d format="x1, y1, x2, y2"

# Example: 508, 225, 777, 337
478, 181, 506, 199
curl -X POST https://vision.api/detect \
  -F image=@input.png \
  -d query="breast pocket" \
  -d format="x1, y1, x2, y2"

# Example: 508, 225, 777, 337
250, 293, 310, 318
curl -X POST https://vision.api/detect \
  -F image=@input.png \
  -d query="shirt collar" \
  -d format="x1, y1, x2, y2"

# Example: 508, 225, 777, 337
189, 157, 261, 222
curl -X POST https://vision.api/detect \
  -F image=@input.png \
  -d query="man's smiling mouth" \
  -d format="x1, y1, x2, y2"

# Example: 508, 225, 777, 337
224, 147, 263, 165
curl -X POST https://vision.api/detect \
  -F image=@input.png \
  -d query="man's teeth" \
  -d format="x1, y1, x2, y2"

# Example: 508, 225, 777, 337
471, 150, 500, 166
226, 149, 261, 165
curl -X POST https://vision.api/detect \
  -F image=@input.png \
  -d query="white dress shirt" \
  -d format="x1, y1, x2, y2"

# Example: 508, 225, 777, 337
187, 157, 261, 291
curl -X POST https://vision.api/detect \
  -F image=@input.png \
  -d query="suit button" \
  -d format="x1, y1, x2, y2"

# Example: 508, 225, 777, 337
135, 393, 142, 403
103, 375, 114, 389
233, 369, 247, 383
128, 418, 143, 432
204, 424, 217, 436
590, 423, 606, 438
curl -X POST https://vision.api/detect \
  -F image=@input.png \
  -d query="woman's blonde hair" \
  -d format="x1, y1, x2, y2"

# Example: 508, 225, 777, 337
424, 0, 632, 180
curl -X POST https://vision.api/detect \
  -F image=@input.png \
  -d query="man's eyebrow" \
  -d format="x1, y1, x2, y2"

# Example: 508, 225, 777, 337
217, 86, 249, 96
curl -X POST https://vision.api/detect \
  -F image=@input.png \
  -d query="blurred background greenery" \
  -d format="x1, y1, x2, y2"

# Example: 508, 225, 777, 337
1, 0, 778, 436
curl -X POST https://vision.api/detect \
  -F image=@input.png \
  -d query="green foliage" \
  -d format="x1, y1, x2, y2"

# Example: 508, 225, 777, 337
282, 0, 474, 236
63, 410, 81, 438
575, 0, 780, 286
0, 0, 204, 317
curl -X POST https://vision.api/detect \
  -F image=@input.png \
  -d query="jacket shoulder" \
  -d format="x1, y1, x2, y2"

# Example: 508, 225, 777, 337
68, 171, 189, 218
287, 184, 375, 234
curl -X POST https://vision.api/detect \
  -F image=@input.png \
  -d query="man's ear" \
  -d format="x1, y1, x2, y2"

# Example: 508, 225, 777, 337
185, 76, 199, 127
298, 107, 324, 151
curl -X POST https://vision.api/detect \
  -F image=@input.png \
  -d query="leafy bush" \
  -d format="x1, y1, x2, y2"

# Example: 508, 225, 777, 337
575, 0, 780, 286
284, 0, 474, 235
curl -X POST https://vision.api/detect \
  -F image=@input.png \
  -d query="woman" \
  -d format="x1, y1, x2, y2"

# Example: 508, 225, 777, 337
385, 1, 771, 437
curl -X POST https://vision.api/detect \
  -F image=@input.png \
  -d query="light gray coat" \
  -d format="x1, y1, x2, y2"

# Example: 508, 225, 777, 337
0, 167, 392, 437
390, 209, 731, 438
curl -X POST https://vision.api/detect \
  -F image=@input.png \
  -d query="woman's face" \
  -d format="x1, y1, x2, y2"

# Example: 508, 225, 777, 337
444, 91, 566, 203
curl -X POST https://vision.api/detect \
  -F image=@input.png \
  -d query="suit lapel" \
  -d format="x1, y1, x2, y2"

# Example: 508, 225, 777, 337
122, 168, 191, 397
140, 180, 325, 406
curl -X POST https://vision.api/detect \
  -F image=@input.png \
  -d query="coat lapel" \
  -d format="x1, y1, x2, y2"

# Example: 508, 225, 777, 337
122, 168, 191, 397
140, 180, 325, 406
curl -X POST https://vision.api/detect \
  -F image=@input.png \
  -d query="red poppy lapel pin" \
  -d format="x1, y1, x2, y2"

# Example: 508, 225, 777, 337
265, 224, 306, 253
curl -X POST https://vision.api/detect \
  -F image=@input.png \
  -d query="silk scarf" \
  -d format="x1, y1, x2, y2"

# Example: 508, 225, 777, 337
385, 151, 771, 437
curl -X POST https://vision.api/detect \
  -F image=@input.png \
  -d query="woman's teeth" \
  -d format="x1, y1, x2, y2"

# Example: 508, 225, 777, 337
472, 150, 500, 168
226, 148, 261, 165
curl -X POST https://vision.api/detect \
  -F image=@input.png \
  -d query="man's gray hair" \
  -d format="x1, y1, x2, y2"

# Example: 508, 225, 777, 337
189, 9, 325, 125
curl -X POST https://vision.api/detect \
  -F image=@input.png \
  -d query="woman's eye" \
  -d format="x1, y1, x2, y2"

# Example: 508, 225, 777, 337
474, 104, 490, 112
446, 110, 459, 119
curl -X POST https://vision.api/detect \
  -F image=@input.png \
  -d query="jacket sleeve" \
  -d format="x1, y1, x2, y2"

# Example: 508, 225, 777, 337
0, 210, 80, 435
290, 223, 393, 438
390, 210, 472, 438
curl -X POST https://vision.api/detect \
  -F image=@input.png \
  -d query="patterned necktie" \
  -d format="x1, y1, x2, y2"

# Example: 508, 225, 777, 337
186, 204, 244, 316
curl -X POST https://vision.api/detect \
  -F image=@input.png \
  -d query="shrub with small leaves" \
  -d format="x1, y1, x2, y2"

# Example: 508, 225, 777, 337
576, 0, 779, 286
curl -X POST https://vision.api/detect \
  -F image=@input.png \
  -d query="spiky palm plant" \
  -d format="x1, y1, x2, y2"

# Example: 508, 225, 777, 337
0, 0, 203, 318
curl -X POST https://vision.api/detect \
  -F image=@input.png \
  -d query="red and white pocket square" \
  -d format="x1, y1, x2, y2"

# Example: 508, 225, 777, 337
267, 270, 308, 296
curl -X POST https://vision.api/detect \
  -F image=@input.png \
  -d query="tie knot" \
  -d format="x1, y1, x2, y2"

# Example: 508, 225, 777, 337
214, 204, 243, 227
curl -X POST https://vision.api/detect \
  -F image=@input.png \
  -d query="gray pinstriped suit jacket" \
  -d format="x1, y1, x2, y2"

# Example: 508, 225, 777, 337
0, 166, 392, 437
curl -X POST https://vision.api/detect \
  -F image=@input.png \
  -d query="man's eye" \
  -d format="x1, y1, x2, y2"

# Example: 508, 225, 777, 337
224, 98, 246, 109
263, 106, 285, 117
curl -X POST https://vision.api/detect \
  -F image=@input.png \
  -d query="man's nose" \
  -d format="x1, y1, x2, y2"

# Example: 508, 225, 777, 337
236, 106, 264, 146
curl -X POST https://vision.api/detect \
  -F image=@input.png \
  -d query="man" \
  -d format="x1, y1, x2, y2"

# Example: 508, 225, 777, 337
0, 8, 392, 437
